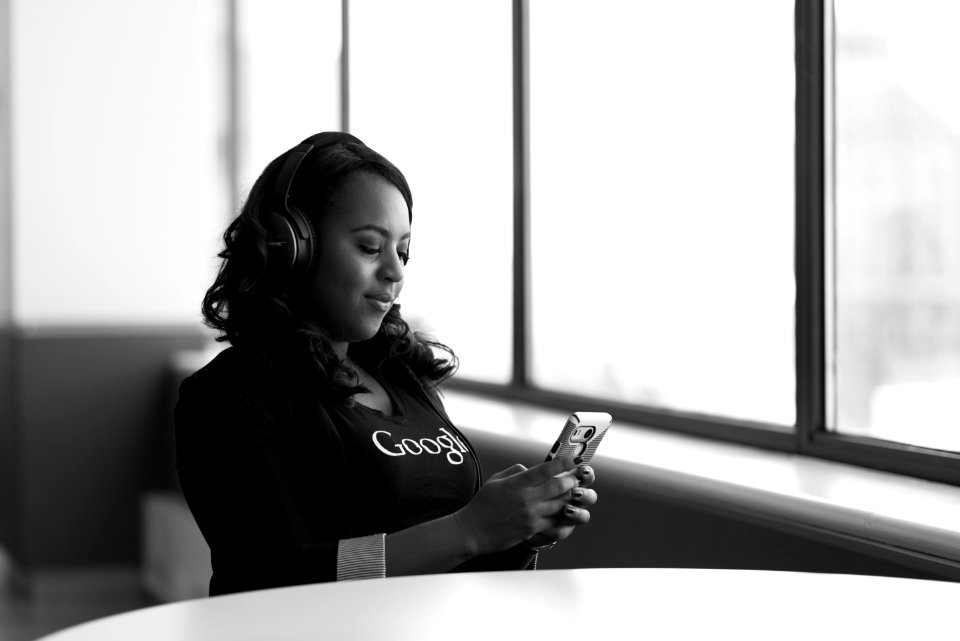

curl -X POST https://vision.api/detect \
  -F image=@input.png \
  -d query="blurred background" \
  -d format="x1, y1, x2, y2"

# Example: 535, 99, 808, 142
2, 0, 960, 638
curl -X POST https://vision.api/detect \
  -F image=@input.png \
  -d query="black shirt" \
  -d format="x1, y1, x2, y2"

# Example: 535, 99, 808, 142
174, 342, 531, 595
329, 361, 479, 533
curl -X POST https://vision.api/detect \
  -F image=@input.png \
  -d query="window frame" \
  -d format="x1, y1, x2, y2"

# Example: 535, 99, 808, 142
795, 0, 960, 485
340, 0, 960, 486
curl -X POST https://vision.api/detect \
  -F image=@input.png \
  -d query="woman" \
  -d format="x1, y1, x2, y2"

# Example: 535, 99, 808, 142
174, 132, 597, 595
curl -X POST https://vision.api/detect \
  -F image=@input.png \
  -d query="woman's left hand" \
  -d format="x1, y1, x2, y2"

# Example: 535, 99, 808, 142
525, 464, 597, 547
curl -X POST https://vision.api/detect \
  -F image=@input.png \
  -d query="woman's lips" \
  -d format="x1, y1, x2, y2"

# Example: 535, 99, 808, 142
365, 296, 394, 312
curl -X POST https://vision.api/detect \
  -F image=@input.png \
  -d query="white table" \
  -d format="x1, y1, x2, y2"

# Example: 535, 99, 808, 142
37, 568, 960, 640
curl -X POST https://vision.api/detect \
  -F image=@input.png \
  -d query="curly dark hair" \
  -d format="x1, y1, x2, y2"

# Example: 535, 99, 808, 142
201, 132, 458, 403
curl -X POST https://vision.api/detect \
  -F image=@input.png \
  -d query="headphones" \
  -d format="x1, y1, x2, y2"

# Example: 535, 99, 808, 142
262, 132, 363, 280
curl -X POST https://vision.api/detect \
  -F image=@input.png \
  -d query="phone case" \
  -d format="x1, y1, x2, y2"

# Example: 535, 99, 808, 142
545, 411, 613, 464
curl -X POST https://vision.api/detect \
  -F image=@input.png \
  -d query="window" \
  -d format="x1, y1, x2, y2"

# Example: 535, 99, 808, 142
236, 0, 342, 199
339, 0, 960, 484
349, 0, 514, 383
830, 0, 960, 453
528, 0, 795, 425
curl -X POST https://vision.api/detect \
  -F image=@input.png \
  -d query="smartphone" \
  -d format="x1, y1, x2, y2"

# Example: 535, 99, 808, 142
545, 411, 613, 466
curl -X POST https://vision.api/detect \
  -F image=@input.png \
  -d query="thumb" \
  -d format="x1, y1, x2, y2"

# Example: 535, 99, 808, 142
487, 463, 527, 482
521, 456, 578, 484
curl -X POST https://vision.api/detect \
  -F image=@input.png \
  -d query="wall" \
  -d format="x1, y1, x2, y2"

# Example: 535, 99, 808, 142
2, 328, 207, 573
0, 330, 17, 564
0, 0, 342, 588
0, 0, 222, 580
0, 0, 16, 574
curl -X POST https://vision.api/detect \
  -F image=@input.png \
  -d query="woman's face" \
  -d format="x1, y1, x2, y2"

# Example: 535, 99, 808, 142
306, 171, 410, 353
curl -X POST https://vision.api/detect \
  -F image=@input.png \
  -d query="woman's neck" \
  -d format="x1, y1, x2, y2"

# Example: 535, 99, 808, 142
331, 341, 349, 359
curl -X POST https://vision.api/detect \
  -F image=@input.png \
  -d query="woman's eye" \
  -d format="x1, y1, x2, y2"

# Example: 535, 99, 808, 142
358, 243, 408, 265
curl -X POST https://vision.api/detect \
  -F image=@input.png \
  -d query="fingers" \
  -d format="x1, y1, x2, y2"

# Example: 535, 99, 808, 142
533, 510, 587, 546
532, 483, 596, 534
525, 503, 589, 549
569, 487, 597, 507
500, 458, 596, 490
576, 464, 595, 487
536, 472, 582, 501
532, 464, 597, 500
561, 504, 591, 525
487, 463, 527, 482
521, 464, 598, 549
520, 456, 579, 483
539, 496, 593, 523
465, 458, 598, 554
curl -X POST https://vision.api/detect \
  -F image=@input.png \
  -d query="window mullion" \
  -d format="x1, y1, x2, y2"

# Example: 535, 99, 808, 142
226, 0, 241, 218
340, 0, 350, 132
512, 0, 530, 389
794, 0, 827, 451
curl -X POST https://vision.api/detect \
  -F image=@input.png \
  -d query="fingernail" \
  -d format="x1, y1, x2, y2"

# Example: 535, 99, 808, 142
564, 505, 577, 516
572, 488, 584, 499
573, 456, 583, 465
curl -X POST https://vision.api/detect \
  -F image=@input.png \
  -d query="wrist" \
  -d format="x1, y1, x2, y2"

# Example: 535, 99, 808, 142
520, 534, 558, 553
448, 510, 479, 558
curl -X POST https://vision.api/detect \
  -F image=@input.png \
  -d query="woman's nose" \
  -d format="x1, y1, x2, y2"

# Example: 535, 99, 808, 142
380, 250, 404, 282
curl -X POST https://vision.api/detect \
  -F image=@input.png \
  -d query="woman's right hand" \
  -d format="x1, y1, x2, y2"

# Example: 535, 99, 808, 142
452, 456, 583, 556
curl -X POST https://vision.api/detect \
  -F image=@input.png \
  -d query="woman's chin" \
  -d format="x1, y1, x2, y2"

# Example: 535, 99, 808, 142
344, 322, 384, 345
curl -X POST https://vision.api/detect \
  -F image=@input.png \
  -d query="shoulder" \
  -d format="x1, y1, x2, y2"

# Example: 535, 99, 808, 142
190, 344, 279, 385
175, 343, 346, 436
175, 344, 296, 429
184, 344, 283, 395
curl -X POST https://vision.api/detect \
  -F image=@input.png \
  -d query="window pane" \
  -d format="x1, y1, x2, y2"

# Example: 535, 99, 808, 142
350, 0, 513, 383
831, 1, 960, 451
528, 1, 795, 425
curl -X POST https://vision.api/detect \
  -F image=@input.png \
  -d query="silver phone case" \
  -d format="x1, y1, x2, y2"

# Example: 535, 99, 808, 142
545, 411, 613, 463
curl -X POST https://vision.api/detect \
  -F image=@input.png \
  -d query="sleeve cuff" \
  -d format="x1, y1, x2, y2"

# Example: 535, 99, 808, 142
336, 533, 387, 581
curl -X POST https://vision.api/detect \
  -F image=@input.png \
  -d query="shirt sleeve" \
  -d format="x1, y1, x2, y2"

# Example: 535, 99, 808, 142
175, 370, 344, 594
336, 533, 387, 581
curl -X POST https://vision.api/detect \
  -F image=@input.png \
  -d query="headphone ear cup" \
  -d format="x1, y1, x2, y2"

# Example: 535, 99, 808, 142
263, 209, 315, 279
286, 207, 315, 276
263, 210, 299, 277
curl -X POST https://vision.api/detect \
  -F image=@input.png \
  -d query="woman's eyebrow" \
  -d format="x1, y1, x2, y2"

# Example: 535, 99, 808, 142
350, 224, 411, 240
